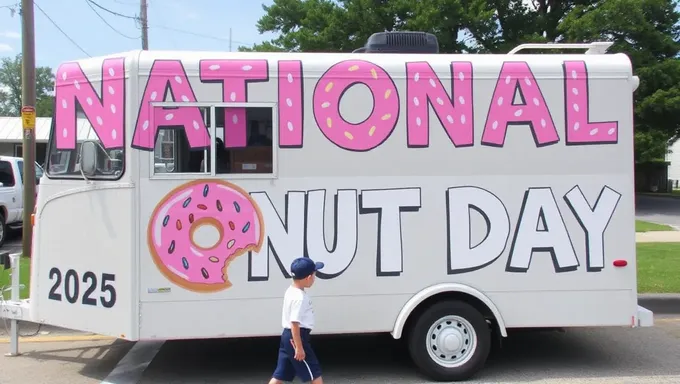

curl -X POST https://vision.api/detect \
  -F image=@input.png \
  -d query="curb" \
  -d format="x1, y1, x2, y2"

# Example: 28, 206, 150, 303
637, 192, 680, 200
638, 294, 680, 315
0, 334, 115, 344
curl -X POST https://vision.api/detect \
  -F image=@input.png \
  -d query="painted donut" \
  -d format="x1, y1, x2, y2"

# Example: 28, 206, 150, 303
313, 59, 399, 151
147, 180, 264, 292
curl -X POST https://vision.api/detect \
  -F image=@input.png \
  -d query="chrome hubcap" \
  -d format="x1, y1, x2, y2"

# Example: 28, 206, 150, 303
426, 315, 477, 368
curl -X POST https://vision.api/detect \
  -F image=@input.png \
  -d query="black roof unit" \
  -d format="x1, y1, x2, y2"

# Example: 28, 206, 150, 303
353, 31, 439, 54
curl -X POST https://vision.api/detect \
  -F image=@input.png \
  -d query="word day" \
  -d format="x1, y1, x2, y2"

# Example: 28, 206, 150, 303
246, 184, 622, 281
53, 57, 620, 152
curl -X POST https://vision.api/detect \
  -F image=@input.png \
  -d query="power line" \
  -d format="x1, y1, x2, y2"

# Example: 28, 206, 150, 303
149, 24, 253, 46
85, 0, 138, 40
34, 1, 91, 57
86, 0, 137, 20
111, 0, 138, 5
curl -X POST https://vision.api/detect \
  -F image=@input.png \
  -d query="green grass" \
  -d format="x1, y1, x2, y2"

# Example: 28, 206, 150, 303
637, 242, 680, 293
0, 257, 31, 299
635, 220, 674, 232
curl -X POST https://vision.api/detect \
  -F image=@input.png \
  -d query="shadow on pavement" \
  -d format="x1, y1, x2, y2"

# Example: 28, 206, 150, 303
139, 326, 680, 383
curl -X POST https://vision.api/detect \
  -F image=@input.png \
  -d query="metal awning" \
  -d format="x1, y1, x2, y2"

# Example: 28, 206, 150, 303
0, 117, 101, 143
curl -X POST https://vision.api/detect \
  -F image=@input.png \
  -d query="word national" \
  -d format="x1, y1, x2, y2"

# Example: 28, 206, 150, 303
53, 57, 619, 152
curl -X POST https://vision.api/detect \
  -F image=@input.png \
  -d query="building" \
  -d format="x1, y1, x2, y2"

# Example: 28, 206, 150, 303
0, 116, 101, 167
667, 139, 680, 189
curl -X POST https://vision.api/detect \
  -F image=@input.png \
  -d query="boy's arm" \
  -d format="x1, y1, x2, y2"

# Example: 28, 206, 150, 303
290, 321, 303, 350
288, 299, 304, 350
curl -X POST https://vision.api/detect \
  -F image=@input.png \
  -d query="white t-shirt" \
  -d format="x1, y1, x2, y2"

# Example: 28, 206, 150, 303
281, 285, 315, 330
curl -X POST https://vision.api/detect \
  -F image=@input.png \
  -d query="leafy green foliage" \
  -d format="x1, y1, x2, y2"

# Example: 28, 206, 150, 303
0, 54, 55, 117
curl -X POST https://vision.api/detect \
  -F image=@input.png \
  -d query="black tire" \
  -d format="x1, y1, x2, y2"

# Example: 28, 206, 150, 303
407, 300, 491, 382
0, 212, 6, 248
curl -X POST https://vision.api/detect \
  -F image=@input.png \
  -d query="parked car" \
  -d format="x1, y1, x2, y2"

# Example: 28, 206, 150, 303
0, 156, 44, 246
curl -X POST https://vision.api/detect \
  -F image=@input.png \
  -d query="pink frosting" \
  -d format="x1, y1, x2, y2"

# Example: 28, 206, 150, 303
149, 181, 263, 287
313, 60, 399, 151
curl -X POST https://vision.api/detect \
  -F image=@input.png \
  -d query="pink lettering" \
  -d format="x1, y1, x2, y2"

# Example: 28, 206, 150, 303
132, 60, 209, 150
278, 60, 304, 148
313, 60, 399, 152
563, 61, 618, 145
481, 62, 559, 147
199, 59, 269, 148
54, 58, 125, 150
405, 62, 474, 147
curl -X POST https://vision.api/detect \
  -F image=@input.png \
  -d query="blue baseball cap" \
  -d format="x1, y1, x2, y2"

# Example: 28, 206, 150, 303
290, 257, 324, 279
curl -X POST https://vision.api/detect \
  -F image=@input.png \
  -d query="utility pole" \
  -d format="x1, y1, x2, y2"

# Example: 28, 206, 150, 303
20, 0, 36, 259
140, 0, 148, 50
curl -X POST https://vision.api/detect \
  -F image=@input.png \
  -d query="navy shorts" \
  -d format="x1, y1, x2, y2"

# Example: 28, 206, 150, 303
272, 327, 322, 382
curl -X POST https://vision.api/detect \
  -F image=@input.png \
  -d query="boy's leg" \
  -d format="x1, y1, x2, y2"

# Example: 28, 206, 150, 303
285, 337, 323, 383
271, 335, 295, 383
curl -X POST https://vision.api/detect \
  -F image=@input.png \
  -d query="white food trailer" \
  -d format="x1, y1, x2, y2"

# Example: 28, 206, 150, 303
1, 32, 653, 381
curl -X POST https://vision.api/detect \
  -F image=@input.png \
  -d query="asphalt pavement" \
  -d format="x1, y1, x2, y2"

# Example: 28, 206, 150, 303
0, 229, 23, 255
131, 315, 679, 383
636, 194, 680, 228
2, 316, 679, 384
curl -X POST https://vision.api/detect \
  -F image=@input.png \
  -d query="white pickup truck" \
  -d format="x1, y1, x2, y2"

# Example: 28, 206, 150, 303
0, 155, 43, 247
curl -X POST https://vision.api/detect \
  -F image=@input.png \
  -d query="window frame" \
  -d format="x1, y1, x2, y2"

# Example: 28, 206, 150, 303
0, 160, 16, 187
44, 115, 127, 181
148, 102, 278, 180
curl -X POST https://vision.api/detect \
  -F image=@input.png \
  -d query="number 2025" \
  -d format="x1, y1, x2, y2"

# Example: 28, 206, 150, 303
48, 268, 117, 308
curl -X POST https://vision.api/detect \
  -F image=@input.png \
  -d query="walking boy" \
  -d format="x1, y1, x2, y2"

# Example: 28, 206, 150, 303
269, 257, 325, 384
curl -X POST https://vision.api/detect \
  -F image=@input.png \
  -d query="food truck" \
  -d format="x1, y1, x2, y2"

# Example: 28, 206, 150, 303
1, 32, 653, 381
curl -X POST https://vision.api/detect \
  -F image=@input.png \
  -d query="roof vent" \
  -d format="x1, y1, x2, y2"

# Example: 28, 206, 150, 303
354, 31, 439, 54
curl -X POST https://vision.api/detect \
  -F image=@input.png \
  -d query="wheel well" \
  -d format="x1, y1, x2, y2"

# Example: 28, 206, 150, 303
0, 205, 6, 220
402, 291, 500, 339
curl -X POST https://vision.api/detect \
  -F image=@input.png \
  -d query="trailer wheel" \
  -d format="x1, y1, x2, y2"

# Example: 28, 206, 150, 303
407, 300, 491, 382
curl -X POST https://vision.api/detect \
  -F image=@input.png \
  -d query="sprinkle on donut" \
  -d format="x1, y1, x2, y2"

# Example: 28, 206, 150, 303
55, 58, 125, 151
481, 61, 560, 147
563, 61, 618, 145
405, 61, 474, 148
312, 59, 399, 152
147, 180, 265, 293
132, 60, 209, 151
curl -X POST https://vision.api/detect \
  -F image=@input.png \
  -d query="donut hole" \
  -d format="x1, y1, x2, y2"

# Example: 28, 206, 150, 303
191, 219, 222, 250
338, 83, 374, 124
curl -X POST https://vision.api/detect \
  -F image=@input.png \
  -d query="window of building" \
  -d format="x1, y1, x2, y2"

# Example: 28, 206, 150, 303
151, 104, 275, 177
46, 103, 125, 179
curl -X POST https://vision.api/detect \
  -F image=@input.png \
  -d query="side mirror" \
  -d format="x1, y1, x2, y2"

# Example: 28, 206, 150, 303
80, 141, 98, 176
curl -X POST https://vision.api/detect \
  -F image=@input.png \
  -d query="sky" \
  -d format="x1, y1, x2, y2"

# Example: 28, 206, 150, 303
0, 0, 278, 70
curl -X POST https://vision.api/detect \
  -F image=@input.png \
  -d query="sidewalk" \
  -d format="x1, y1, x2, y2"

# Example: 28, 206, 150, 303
636, 231, 680, 243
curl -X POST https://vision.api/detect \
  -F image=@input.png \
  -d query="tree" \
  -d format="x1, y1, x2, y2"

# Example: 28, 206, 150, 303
0, 54, 55, 117
245, 0, 680, 161
558, 0, 680, 161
